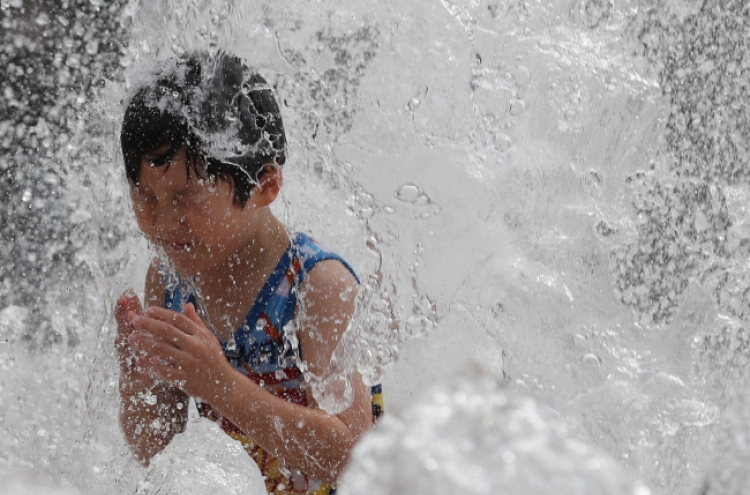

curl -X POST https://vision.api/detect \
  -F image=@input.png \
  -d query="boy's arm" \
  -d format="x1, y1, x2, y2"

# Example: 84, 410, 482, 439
117, 259, 188, 464
223, 259, 372, 482
130, 259, 371, 483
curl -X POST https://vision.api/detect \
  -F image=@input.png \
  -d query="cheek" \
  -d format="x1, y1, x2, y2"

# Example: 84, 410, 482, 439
132, 210, 156, 239
195, 202, 229, 226
131, 204, 149, 227
131, 201, 162, 236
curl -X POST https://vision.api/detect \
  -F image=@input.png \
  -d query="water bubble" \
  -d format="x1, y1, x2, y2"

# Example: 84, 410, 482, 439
405, 315, 431, 337
406, 86, 429, 112
584, 168, 603, 198
509, 98, 525, 116
538, 38, 556, 50
594, 220, 617, 237
66, 54, 81, 69
582, 353, 602, 366
493, 132, 513, 152
513, 66, 531, 87
85, 40, 99, 55
396, 184, 421, 203
407, 97, 422, 111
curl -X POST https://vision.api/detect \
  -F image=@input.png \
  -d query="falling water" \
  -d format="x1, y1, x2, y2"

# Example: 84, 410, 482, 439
1, 0, 749, 494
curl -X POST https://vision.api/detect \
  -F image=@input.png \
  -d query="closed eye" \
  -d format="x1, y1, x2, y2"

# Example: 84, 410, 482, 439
174, 193, 206, 205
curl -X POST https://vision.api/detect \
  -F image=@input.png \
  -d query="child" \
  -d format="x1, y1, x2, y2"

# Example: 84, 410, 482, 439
115, 51, 378, 495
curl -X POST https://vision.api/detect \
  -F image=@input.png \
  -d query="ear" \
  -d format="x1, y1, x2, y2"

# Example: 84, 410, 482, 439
252, 166, 283, 207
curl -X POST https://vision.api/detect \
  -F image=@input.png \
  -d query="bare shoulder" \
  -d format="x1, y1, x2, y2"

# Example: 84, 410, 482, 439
301, 259, 359, 332
304, 259, 359, 301
144, 257, 166, 308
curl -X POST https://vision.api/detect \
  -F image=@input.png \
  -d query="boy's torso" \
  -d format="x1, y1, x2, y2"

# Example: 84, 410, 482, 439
162, 232, 356, 494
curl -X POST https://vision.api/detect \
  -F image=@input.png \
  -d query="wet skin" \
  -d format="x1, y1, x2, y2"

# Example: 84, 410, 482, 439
116, 144, 371, 484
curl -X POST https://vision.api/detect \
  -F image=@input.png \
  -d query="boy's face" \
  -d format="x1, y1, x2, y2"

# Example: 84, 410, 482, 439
129, 143, 253, 276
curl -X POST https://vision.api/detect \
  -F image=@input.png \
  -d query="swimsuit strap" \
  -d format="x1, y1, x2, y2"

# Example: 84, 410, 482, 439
234, 232, 359, 353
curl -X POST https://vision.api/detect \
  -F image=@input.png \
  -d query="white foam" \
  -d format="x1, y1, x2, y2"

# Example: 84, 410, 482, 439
137, 419, 265, 495
339, 365, 648, 495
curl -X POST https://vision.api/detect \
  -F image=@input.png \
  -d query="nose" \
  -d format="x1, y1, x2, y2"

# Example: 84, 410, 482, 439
155, 200, 188, 233
138, 197, 186, 243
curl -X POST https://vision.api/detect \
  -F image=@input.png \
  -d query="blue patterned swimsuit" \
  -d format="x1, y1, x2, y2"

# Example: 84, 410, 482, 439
163, 232, 383, 495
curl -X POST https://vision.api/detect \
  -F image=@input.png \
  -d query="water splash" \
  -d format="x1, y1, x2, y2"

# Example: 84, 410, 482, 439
1, 0, 750, 494
339, 364, 649, 495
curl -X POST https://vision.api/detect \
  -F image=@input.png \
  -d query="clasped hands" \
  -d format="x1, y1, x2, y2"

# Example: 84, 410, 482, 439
115, 291, 234, 403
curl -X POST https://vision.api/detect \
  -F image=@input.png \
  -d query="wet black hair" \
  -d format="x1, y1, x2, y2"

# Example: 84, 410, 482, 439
120, 51, 286, 206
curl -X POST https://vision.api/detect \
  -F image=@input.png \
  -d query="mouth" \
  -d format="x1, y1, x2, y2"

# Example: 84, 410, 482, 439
159, 240, 196, 254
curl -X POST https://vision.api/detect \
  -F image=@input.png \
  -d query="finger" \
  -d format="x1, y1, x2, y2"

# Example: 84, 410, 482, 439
133, 335, 191, 364
130, 315, 192, 350
184, 303, 206, 327
184, 304, 214, 342
115, 290, 143, 331
144, 306, 204, 337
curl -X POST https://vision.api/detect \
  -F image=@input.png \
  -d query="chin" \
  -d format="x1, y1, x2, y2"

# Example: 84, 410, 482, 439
164, 255, 203, 277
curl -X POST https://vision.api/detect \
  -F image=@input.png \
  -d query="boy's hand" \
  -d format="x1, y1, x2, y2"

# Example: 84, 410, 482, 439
127, 303, 233, 403
115, 289, 160, 392
115, 290, 144, 372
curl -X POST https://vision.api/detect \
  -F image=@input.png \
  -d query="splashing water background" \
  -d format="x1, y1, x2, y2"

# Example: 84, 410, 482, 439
1, 0, 750, 493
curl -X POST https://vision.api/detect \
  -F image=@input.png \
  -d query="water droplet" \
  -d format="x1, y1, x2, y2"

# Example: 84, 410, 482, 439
225, 333, 237, 351
396, 184, 421, 203
406, 315, 431, 337
509, 98, 525, 116
359, 206, 374, 219
586, 169, 603, 188
538, 38, 555, 50
594, 220, 616, 238
513, 66, 531, 87
581, 353, 602, 366
85, 40, 99, 55
493, 133, 512, 152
